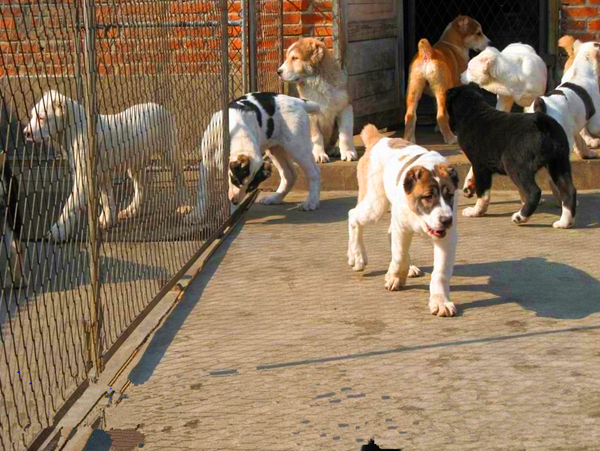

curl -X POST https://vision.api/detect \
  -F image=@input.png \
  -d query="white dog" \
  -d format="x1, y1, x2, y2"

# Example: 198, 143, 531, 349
461, 43, 548, 196
24, 91, 188, 241
277, 37, 357, 163
348, 125, 459, 317
526, 41, 600, 163
191, 92, 322, 219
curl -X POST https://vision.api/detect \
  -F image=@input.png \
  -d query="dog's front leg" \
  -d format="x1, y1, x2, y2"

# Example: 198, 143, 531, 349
310, 115, 329, 164
384, 220, 413, 291
99, 182, 117, 229
49, 181, 86, 241
580, 127, 600, 149
462, 167, 476, 198
429, 225, 457, 317
260, 147, 297, 206
495, 95, 515, 113
337, 105, 358, 161
462, 169, 491, 217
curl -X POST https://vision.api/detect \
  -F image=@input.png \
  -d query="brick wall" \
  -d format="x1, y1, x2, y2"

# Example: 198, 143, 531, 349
561, 0, 600, 40
283, 0, 335, 50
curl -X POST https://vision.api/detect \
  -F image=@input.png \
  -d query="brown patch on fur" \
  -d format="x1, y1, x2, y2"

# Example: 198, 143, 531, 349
388, 138, 413, 149
360, 124, 383, 149
403, 166, 437, 215
434, 164, 459, 205
229, 155, 251, 186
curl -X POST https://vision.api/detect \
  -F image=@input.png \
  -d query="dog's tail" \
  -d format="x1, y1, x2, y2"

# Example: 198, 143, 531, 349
300, 99, 321, 115
417, 38, 433, 58
360, 124, 384, 150
532, 97, 547, 114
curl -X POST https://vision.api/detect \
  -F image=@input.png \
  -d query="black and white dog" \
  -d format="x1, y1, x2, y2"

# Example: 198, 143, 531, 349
446, 84, 577, 228
193, 92, 321, 221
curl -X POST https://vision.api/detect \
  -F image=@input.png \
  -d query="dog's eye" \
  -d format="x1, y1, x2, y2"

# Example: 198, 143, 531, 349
291, 56, 297, 61
421, 194, 434, 201
477, 32, 482, 36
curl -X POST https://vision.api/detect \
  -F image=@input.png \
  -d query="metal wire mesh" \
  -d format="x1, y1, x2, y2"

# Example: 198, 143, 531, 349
0, 0, 282, 448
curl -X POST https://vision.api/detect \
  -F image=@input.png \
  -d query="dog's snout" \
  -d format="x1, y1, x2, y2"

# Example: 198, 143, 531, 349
440, 216, 453, 228
23, 129, 33, 141
277, 68, 283, 75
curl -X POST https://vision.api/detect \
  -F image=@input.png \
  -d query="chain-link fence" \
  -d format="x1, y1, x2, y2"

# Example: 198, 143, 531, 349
0, 1, 281, 449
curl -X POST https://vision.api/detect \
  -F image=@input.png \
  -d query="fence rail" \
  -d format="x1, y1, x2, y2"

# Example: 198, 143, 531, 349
0, 1, 282, 449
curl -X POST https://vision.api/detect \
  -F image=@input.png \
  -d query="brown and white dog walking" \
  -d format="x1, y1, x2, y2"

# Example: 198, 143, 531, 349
278, 37, 357, 163
348, 125, 460, 317
404, 15, 489, 144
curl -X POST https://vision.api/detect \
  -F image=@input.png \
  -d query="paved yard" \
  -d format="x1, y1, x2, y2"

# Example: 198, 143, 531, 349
94, 190, 600, 450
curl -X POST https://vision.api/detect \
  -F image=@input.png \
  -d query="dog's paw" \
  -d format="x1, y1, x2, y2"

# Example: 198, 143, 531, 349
298, 199, 319, 211
116, 209, 131, 221
552, 218, 574, 229
443, 134, 458, 145
340, 149, 358, 162
429, 295, 457, 317
581, 149, 598, 159
511, 211, 530, 225
348, 251, 367, 271
384, 272, 406, 291
176, 205, 193, 215
313, 152, 330, 164
462, 206, 485, 217
259, 194, 283, 205
408, 265, 422, 278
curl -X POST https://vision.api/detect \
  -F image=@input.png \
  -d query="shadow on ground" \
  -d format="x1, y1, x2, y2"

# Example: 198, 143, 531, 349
125, 224, 243, 386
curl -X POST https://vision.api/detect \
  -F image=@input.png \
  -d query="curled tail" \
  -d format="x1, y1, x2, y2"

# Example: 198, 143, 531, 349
418, 38, 433, 58
360, 124, 384, 150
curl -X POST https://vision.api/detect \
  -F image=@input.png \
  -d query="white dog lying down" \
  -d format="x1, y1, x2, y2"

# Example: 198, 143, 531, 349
190, 92, 322, 221
461, 43, 548, 196
527, 41, 600, 162
24, 90, 188, 241
348, 125, 459, 317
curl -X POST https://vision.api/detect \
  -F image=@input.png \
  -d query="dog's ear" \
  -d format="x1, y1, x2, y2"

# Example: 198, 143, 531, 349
456, 15, 471, 34
447, 166, 459, 188
229, 155, 251, 186
310, 39, 326, 66
403, 166, 426, 193
247, 160, 272, 191
573, 39, 583, 55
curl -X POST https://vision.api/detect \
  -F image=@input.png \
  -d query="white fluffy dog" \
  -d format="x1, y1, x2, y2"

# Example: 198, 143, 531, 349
24, 90, 188, 241
348, 125, 459, 317
461, 43, 548, 196
191, 92, 322, 220
277, 37, 358, 163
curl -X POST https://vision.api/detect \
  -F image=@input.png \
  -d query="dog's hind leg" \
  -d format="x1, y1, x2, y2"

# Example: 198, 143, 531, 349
462, 166, 476, 198
117, 169, 146, 221
48, 179, 86, 241
404, 74, 426, 143
337, 104, 358, 161
432, 74, 457, 144
259, 146, 297, 206
509, 171, 541, 225
293, 146, 320, 211
581, 127, 600, 149
574, 132, 597, 159
99, 181, 118, 229
348, 173, 388, 272
547, 159, 577, 229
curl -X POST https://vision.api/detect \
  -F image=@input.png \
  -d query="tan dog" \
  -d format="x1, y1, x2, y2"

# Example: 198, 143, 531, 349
348, 125, 460, 317
404, 15, 490, 144
278, 37, 357, 163
558, 35, 600, 149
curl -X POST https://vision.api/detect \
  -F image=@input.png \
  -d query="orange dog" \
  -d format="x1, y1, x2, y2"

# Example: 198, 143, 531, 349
404, 15, 489, 144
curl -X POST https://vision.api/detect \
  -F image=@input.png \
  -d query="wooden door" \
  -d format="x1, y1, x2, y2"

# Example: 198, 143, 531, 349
339, 0, 404, 133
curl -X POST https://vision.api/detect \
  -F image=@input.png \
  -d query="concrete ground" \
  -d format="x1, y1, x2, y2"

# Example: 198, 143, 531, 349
89, 188, 600, 451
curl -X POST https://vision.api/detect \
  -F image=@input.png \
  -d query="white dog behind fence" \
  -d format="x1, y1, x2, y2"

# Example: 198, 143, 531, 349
24, 90, 189, 241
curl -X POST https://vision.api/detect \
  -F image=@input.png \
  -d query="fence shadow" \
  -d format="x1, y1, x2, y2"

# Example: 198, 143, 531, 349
126, 224, 243, 386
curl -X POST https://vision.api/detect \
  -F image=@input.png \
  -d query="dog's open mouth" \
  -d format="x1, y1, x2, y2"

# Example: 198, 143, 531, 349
425, 223, 447, 239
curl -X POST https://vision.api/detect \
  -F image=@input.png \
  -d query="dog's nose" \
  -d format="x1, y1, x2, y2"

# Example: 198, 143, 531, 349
277, 68, 283, 75
23, 130, 33, 141
440, 216, 453, 228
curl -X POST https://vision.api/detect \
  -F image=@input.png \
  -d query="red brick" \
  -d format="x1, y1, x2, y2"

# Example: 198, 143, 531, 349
284, 1, 312, 12
589, 18, 600, 31
564, 19, 587, 31
314, 0, 333, 11
284, 12, 302, 24
284, 24, 302, 35
564, 6, 598, 18
301, 12, 333, 24
563, 0, 586, 3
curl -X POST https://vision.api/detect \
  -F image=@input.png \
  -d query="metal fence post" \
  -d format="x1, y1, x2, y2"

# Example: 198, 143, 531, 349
82, 0, 103, 380
248, 0, 258, 92
242, 0, 250, 93
221, 0, 230, 172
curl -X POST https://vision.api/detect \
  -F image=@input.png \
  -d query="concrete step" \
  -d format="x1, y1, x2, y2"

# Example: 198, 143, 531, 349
261, 126, 600, 192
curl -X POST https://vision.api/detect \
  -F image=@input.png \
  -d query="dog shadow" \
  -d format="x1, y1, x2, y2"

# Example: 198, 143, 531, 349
414, 257, 600, 320
247, 194, 356, 226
